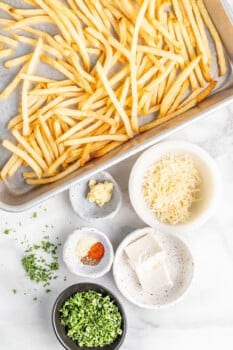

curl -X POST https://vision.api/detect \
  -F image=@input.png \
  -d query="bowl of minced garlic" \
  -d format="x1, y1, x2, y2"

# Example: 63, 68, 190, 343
129, 141, 221, 234
63, 227, 114, 278
69, 171, 122, 221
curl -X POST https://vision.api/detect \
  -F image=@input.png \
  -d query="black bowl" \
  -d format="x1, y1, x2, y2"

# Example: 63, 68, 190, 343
52, 283, 127, 350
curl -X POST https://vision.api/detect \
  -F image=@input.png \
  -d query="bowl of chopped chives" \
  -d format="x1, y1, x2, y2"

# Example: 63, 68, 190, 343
52, 283, 127, 350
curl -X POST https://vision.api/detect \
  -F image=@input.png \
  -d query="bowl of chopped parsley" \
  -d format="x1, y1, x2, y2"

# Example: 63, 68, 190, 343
52, 283, 127, 350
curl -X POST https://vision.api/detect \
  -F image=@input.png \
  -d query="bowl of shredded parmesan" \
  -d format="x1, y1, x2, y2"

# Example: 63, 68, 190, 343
129, 141, 221, 233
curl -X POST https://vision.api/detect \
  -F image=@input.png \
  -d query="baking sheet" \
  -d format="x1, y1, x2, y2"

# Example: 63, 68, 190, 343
0, 0, 233, 211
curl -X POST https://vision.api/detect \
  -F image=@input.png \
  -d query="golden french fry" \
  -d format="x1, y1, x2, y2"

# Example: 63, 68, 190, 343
160, 56, 201, 115
197, 0, 227, 76
12, 129, 47, 170
8, 158, 23, 177
1, 153, 19, 179
0, 48, 14, 59
2, 140, 42, 178
96, 62, 133, 138
26, 160, 81, 185
0, 63, 27, 99
130, 0, 150, 132
0, 34, 18, 47
4, 16, 53, 31
22, 37, 43, 136
4, 54, 32, 69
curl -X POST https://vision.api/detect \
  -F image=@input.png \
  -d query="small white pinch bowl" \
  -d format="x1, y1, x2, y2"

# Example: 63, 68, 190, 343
69, 171, 122, 221
113, 227, 194, 309
63, 227, 114, 279
129, 141, 221, 234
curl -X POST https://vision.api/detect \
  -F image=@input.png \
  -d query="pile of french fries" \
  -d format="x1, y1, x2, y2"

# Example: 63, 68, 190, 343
0, 0, 227, 185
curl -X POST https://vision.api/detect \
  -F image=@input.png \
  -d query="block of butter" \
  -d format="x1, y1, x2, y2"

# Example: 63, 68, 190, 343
124, 233, 165, 269
124, 233, 173, 292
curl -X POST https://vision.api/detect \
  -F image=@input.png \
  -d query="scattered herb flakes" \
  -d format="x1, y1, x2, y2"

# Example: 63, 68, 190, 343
21, 239, 59, 290
33, 297, 37, 301
39, 205, 47, 212
60, 291, 122, 348
4, 228, 13, 235
32, 212, 37, 218
12, 289, 17, 294
46, 289, 51, 293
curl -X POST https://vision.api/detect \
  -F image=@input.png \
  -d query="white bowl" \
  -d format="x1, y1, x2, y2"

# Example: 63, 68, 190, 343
69, 171, 122, 221
113, 227, 194, 309
63, 227, 114, 279
129, 141, 221, 234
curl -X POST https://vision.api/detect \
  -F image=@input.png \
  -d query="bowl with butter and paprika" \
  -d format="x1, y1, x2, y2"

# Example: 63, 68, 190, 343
63, 227, 114, 278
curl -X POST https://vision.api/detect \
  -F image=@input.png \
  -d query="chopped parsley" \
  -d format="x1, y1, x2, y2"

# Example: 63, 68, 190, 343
32, 212, 37, 218
4, 228, 13, 235
21, 239, 59, 289
12, 289, 17, 294
60, 291, 122, 347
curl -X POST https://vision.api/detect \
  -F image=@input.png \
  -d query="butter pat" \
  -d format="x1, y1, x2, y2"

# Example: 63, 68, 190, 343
124, 233, 173, 292
87, 179, 113, 207
137, 260, 173, 292
124, 233, 165, 270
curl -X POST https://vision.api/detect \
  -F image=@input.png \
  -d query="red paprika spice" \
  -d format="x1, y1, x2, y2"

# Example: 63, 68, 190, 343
81, 241, 105, 266
88, 242, 105, 261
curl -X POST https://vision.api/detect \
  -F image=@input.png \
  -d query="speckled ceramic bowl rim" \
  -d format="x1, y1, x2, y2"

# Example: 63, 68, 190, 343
69, 171, 122, 221
63, 227, 114, 279
52, 283, 127, 350
113, 227, 195, 309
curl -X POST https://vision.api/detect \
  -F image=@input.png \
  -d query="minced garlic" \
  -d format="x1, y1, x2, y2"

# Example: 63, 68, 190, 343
87, 179, 114, 207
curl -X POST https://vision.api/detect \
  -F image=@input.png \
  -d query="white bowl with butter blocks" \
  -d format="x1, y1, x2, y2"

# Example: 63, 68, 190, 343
69, 171, 122, 221
129, 141, 221, 234
113, 227, 194, 309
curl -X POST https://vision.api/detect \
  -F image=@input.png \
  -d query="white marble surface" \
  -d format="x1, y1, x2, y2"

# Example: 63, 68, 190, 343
1, 103, 233, 350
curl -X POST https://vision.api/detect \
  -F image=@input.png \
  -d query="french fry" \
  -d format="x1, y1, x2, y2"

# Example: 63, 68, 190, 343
26, 160, 81, 184
11, 129, 47, 170
22, 37, 43, 135
63, 134, 128, 147
0, 34, 18, 47
12, 34, 62, 59
96, 62, 133, 138
4, 16, 53, 31
160, 56, 201, 115
8, 158, 23, 177
1, 153, 19, 179
20, 73, 54, 83
0, 64, 27, 99
35, 125, 53, 166
4, 54, 32, 69
0, 48, 14, 59
130, 0, 150, 132
197, 0, 227, 76
2, 140, 42, 178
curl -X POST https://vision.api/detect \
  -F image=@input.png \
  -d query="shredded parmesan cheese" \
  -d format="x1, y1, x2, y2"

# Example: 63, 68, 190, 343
142, 154, 201, 224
